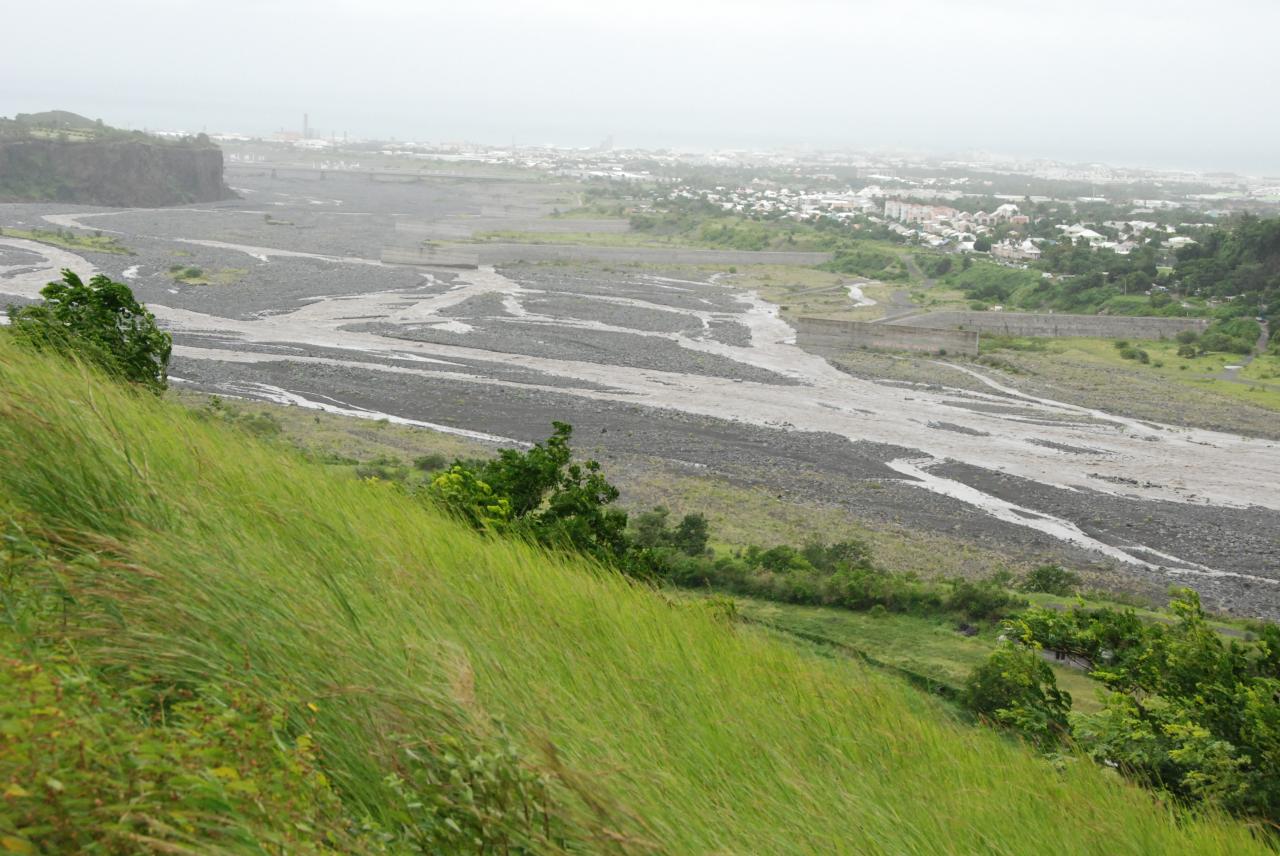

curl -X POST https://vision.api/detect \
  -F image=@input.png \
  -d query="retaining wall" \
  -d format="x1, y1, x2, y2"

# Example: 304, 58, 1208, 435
890, 311, 1209, 340
382, 242, 832, 268
795, 317, 979, 357
471, 243, 832, 266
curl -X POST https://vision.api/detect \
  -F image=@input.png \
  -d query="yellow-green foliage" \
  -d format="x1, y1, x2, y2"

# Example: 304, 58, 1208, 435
1, 227, 133, 255
0, 641, 369, 854
0, 337, 1272, 854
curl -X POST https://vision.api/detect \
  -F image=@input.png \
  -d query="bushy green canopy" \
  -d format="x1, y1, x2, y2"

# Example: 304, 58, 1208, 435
8, 269, 171, 392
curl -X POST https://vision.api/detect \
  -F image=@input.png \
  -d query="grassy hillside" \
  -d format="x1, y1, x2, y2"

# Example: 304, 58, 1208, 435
0, 338, 1272, 853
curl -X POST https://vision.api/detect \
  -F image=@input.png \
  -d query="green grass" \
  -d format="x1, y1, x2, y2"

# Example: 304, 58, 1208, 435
182, 390, 1036, 584
0, 227, 133, 255
1021, 337, 1280, 412
721, 594, 1107, 715
612, 458, 1039, 580
1240, 352, 1280, 383
0, 339, 1272, 853
969, 336, 1280, 439
722, 265, 886, 320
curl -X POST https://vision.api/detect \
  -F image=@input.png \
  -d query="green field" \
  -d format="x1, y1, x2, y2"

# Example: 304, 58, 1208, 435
1, 339, 1271, 852
988, 336, 1280, 413
725, 264, 894, 321
720, 594, 1107, 714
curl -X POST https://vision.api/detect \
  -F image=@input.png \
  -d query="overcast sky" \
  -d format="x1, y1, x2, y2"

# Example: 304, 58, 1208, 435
3, 0, 1277, 173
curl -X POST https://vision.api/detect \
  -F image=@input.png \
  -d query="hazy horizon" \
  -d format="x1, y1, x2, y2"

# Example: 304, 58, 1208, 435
3, 0, 1278, 175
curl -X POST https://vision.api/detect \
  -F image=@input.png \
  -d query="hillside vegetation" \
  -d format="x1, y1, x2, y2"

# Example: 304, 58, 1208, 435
0, 338, 1272, 853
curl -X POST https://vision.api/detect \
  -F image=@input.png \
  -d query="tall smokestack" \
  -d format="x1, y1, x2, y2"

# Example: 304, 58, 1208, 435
303, 113, 310, 139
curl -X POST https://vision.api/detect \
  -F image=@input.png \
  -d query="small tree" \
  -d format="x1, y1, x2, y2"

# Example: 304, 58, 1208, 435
1021, 564, 1080, 596
670, 513, 710, 556
963, 642, 1071, 748
423, 423, 631, 565
8, 269, 171, 393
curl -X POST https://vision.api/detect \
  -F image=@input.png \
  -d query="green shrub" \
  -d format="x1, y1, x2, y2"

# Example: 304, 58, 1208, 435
824, 246, 906, 280
413, 452, 449, 472
6, 269, 171, 393
962, 643, 1071, 749
1005, 590, 1280, 821
1020, 564, 1080, 596
1118, 346, 1149, 363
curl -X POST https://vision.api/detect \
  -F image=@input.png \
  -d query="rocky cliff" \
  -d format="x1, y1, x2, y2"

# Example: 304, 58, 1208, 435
0, 138, 235, 206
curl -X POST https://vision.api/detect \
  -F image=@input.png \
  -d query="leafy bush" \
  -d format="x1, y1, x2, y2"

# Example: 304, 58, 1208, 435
944, 578, 1026, 621
1197, 318, 1260, 355
631, 506, 710, 556
426, 464, 512, 530
992, 590, 1280, 822
915, 254, 953, 277
824, 247, 907, 280
943, 261, 1039, 303
1021, 564, 1080, 595
423, 425, 1027, 624
1119, 346, 1150, 364
413, 452, 449, 472
962, 642, 1071, 749
7, 269, 171, 392
423, 423, 629, 564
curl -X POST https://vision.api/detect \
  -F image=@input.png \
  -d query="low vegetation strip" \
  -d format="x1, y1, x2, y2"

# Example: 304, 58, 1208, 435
0, 226, 133, 255
0, 338, 1271, 853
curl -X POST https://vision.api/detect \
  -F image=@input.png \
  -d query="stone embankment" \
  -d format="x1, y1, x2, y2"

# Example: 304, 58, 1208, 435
891, 311, 1208, 340
795, 317, 979, 357
385, 242, 832, 267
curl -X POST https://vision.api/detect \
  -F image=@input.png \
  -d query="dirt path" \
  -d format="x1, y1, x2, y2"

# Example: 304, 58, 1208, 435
874, 252, 930, 324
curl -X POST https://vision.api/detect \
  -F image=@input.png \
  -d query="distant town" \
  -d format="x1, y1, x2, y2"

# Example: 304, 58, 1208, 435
196, 118, 1280, 273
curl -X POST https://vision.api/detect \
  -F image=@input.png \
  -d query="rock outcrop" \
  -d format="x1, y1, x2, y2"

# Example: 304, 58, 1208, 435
0, 138, 235, 207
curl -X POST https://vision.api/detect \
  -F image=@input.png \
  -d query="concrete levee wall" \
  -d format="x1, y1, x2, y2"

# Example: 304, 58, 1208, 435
795, 317, 979, 357
396, 219, 632, 240
471, 243, 832, 266
890, 311, 1209, 340
382, 242, 832, 268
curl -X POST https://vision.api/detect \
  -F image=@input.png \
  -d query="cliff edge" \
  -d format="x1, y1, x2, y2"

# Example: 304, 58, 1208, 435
0, 111, 235, 206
